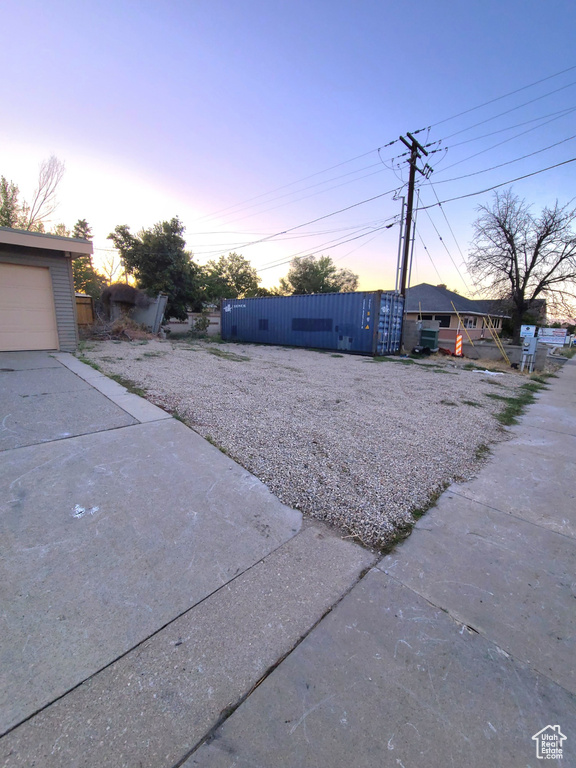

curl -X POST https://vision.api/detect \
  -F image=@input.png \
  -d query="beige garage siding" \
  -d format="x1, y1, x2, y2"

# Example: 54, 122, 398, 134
0, 263, 59, 351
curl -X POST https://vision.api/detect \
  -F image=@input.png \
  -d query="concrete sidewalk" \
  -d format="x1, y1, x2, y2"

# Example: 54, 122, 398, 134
190, 361, 576, 767
1, 352, 575, 767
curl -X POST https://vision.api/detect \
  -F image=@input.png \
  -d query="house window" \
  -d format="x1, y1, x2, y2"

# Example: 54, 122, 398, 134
434, 315, 451, 328
464, 317, 477, 329
420, 314, 433, 320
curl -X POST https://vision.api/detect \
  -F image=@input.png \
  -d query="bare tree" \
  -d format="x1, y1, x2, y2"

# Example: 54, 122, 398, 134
468, 189, 576, 342
23, 155, 65, 231
100, 252, 125, 285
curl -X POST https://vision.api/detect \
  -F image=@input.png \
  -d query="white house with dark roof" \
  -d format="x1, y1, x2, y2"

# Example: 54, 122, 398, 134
405, 283, 509, 351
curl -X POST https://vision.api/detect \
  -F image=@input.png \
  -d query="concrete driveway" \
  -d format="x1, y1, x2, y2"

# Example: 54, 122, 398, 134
1, 352, 369, 742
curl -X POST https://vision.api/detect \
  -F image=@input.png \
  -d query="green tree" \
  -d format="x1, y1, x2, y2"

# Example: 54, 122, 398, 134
69, 219, 105, 299
108, 217, 203, 319
203, 252, 261, 303
279, 255, 359, 295
72, 219, 92, 240
468, 190, 576, 343
0, 177, 20, 227
52, 223, 71, 237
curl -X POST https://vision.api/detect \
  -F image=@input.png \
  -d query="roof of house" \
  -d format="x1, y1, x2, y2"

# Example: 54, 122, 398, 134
0, 226, 93, 259
405, 283, 508, 316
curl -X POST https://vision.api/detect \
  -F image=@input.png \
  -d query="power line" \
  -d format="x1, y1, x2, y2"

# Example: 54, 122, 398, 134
436, 109, 576, 175
191, 140, 399, 224
448, 105, 576, 148
256, 219, 398, 273
437, 80, 576, 143
428, 133, 576, 185
431, 64, 576, 128
189, 66, 576, 232
419, 193, 471, 293
415, 230, 445, 284
211, 163, 391, 230
415, 157, 576, 212
199, 183, 403, 256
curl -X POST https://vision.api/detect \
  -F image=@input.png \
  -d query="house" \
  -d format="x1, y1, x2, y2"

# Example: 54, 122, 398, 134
405, 283, 509, 351
0, 227, 93, 352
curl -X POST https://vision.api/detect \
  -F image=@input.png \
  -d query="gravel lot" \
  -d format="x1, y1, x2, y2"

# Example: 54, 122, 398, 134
81, 339, 526, 549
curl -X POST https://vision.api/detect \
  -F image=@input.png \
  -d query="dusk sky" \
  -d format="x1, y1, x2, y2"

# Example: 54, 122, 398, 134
2, 0, 575, 295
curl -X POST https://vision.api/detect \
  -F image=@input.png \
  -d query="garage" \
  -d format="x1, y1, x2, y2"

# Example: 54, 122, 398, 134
0, 227, 93, 352
0, 263, 59, 351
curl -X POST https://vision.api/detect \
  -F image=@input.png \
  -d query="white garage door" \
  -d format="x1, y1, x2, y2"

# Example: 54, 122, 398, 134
0, 263, 59, 351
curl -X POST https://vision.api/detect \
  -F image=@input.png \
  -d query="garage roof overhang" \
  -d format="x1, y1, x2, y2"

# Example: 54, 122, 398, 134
0, 227, 93, 259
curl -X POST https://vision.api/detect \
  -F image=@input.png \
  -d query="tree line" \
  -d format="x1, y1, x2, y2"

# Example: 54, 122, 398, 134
2, 157, 575, 339
107, 218, 359, 320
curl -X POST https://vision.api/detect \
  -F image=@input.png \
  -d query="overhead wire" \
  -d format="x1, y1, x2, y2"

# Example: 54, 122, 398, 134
435, 104, 576, 175
427, 133, 576, 185
430, 63, 576, 128
256, 218, 399, 273
415, 157, 576, 212
419, 192, 471, 293
448, 105, 576, 148
191, 139, 399, 224
415, 230, 445, 284
191, 64, 576, 234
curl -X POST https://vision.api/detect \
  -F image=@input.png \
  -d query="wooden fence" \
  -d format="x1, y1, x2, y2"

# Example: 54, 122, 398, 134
75, 294, 95, 326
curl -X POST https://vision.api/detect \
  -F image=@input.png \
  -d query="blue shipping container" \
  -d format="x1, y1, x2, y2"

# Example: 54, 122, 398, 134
221, 291, 404, 355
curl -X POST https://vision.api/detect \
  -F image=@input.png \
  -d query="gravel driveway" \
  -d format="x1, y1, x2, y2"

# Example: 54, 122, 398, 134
80, 339, 525, 549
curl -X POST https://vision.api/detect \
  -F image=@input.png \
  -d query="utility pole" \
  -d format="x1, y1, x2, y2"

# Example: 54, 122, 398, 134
397, 132, 431, 297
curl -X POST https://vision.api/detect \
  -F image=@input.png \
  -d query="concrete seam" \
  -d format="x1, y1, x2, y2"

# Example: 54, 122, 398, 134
373, 567, 576, 698
446, 488, 576, 542
52, 355, 168, 423
169, 559, 377, 768
0, 525, 307, 741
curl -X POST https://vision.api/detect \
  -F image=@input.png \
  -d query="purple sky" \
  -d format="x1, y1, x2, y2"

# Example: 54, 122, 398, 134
2, 0, 575, 296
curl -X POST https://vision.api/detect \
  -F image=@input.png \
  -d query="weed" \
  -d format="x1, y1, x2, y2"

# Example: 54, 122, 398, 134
412, 482, 450, 521
78, 356, 101, 372
522, 380, 548, 393
205, 434, 229, 455
172, 410, 188, 424
475, 443, 491, 460
143, 351, 166, 358
331, 353, 344, 358
109, 374, 147, 398
372, 356, 415, 365
484, 380, 546, 425
207, 347, 250, 362
440, 399, 458, 406
530, 373, 555, 384
462, 399, 482, 407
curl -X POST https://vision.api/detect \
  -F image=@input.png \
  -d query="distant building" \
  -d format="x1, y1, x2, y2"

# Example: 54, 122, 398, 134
405, 283, 509, 350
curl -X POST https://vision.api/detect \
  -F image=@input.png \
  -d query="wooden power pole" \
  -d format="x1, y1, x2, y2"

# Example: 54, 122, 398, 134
397, 132, 431, 297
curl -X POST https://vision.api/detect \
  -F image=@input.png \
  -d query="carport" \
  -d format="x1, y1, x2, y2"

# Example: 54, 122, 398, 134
0, 227, 92, 352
